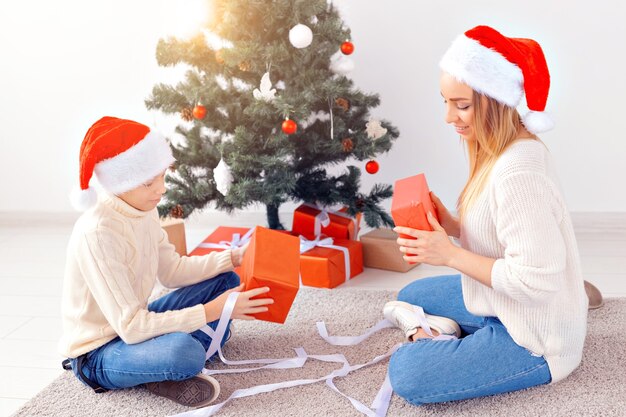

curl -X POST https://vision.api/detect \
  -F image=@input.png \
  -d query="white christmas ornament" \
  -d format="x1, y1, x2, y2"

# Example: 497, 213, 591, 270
213, 158, 234, 196
289, 24, 313, 48
253, 72, 276, 101
366, 119, 387, 139
329, 52, 354, 75
301, 110, 331, 129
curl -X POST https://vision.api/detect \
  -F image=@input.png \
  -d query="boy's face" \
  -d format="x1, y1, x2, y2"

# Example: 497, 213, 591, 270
118, 170, 167, 211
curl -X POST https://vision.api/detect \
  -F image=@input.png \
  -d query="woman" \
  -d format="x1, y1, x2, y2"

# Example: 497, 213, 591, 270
383, 25, 588, 405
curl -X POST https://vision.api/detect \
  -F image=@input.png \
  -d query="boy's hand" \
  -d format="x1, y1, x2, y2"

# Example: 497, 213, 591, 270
204, 284, 273, 322
230, 242, 249, 267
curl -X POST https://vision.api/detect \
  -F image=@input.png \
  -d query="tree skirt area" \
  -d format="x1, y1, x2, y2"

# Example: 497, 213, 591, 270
13, 289, 626, 417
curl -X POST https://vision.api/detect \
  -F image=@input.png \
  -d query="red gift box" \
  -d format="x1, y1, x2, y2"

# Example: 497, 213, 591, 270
391, 173, 438, 237
189, 226, 252, 275
241, 226, 300, 324
299, 236, 363, 289
291, 203, 361, 240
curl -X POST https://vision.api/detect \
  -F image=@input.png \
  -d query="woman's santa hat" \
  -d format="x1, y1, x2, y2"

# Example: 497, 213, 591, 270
70, 116, 175, 211
439, 25, 554, 134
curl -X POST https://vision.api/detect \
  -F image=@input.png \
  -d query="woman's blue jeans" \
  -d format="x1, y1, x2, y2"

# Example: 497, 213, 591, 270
388, 274, 552, 405
70, 271, 240, 390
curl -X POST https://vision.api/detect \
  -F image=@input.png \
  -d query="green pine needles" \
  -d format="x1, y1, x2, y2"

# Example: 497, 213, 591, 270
146, 0, 399, 230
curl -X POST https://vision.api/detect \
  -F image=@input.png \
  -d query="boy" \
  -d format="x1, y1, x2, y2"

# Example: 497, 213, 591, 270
59, 116, 272, 407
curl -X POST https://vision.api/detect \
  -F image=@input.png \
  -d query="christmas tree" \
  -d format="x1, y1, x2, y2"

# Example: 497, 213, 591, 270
146, 0, 399, 230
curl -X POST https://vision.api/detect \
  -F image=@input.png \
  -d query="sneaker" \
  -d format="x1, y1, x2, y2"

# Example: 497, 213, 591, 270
383, 300, 461, 340
145, 373, 220, 408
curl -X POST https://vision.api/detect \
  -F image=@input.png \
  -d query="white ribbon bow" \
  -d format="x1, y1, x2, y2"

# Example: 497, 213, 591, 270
198, 228, 254, 250
299, 235, 351, 282
303, 203, 359, 238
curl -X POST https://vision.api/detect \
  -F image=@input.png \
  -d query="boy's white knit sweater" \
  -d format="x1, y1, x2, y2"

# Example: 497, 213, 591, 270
58, 193, 234, 359
460, 139, 588, 383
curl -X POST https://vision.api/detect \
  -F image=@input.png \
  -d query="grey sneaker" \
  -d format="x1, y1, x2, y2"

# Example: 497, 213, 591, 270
145, 373, 220, 408
383, 300, 461, 340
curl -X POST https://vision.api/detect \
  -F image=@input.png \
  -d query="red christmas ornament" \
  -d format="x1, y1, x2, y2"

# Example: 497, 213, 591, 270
282, 118, 297, 135
193, 104, 207, 120
340, 41, 354, 55
365, 160, 379, 174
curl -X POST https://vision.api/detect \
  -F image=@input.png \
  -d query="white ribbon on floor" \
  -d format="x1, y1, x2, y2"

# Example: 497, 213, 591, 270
317, 319, 395, 345
173, 293, 403, 417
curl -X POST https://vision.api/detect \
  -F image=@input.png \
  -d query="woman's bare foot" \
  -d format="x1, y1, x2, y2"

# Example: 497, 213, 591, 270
409, 327, 440, 341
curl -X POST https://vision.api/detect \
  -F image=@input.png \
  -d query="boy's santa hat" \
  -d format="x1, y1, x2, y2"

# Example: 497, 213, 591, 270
439, 25, 554, 134
70, 116, 174, 211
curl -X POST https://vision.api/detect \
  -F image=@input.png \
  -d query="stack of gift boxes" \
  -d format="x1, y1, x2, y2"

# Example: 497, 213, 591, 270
162, 173, 435, 324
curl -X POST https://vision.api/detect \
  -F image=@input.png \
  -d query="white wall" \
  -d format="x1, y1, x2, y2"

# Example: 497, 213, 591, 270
1, 0, 624, 214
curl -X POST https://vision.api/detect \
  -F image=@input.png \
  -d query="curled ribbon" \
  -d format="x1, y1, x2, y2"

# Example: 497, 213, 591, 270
179, 297, 403, 417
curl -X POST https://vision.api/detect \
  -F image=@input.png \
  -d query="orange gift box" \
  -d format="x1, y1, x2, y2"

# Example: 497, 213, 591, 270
391, 173, 438, 238
299, 237, 363, 289
292, 203, 361, 240
188, 226, 251, 275
241, 226, 300, 324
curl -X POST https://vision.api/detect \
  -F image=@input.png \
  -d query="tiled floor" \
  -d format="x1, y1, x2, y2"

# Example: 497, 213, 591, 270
0, 211, 624, 417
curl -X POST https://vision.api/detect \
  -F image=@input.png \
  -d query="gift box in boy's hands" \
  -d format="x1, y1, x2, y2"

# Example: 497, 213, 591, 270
240, 226, 300, 324
391, 173, 438, 238
291, 204, 361, 240
189, 226, 252, 275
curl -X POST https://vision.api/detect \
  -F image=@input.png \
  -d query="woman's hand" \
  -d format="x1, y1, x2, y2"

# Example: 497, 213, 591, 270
204, 284, 273, 322
430, 192, 460, 238
230, 242, 249, 267
394, 212, 459, 267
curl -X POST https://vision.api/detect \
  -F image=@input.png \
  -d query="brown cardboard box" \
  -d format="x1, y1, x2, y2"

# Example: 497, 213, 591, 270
360, 228, 419, 272
160, 218, 187, 256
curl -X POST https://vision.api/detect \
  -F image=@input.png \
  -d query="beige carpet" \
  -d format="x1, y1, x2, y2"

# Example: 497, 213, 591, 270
13, 289, 626, 417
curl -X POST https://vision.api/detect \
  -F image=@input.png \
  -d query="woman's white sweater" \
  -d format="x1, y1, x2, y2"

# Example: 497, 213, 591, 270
460, 139, 588, 383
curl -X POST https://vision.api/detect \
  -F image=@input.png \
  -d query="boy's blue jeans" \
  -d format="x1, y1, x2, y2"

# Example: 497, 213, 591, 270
70, 272, 239, 390
389, 274, 552, 405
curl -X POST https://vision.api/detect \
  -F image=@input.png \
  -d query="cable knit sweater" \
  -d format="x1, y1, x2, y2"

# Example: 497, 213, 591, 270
58, 193, 234, 359
459, 139, 588, 383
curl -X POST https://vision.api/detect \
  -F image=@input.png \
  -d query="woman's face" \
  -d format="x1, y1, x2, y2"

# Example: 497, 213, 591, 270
440, 72, 476, 141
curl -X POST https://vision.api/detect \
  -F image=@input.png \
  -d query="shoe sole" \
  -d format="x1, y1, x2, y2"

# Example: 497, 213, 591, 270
146, 375, 220, 408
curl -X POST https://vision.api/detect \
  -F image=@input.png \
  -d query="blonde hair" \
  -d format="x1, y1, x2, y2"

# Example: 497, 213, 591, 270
457, 91, 538, 217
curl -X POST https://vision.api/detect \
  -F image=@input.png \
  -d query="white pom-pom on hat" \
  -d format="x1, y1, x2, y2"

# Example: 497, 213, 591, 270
522, 110, 554, 134
70, 186, 98, 211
